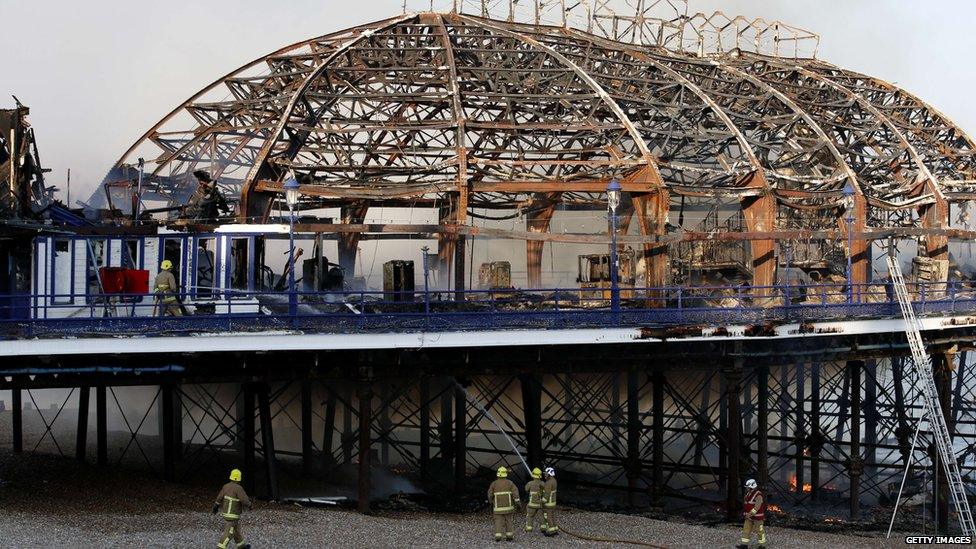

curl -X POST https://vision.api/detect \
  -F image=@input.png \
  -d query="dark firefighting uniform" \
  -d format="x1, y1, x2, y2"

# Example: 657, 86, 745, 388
487, 478, 520, 540
214, 481, 252, 549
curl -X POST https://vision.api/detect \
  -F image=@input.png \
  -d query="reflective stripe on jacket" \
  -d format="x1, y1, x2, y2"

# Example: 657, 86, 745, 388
743, 488, 766, 521
214, 481, 251, 521
543, 477, 557, 507
488, 478, 519, 514
525, 479, 544, 508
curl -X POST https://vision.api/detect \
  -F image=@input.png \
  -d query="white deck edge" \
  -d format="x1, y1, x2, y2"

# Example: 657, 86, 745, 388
1, 314, 973, 357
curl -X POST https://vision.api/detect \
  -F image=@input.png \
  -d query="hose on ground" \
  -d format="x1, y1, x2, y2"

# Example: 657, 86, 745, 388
559, 523, 670, 548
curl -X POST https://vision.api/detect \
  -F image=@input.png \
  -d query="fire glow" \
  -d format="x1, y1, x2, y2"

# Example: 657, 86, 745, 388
788, 474, 812, 493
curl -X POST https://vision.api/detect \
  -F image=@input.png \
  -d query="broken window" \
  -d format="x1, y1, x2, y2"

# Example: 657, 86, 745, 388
123, 239, 140, 269
52, 239, 73, 304
86, 239, 106, 298
230, 237, 250, 293
195, 238, 216, 298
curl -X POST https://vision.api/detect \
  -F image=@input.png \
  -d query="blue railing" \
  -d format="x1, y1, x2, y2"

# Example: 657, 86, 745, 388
4, 280, 976, 339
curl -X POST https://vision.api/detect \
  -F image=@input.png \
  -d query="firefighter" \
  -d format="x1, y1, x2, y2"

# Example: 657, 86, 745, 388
541, 466, 559, 536
524, 467, 545, 533
213, 468, 252, 549
487, 466, 520, 542
738, 478, 767, 549
154, 260, 182, 316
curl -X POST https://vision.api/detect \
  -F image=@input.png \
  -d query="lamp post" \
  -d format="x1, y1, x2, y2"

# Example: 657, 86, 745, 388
421, 245, 431, 317
283, 177, 301, 318
607, 180, 622, 315
842, 182, 855, 304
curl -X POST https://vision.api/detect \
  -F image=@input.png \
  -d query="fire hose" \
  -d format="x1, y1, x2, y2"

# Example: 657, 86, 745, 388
553, 510, 671, 549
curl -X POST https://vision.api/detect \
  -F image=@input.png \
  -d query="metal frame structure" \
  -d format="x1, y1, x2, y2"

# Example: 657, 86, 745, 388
94, 4, 976, 296
6, 0, 974, 533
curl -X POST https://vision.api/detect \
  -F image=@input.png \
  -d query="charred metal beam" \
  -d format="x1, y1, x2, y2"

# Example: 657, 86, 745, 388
454, 380, 467, 487
76, 386, 90, 463
419, 375, 431, 481
357, 380, 373, 514
626, 368, 641, 507
847, 360, 863, 518
301, 380, 313, 476
724, 357, 744, 521
96, 385, 107, 466
242, 383, 256, 494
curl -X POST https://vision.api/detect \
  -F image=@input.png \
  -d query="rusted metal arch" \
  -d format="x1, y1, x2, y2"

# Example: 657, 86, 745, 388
458, 14, 669, 288
557, 26, 766, 185
795, 61, 953, 259
806, 61, 976, 183
239, 15, 416, 218
730, 56, 933, 211
108, 18, 396, 170
457, 14, 659, 174
556, 25, 780, 286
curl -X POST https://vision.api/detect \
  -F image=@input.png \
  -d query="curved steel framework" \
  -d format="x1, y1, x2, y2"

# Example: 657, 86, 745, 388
101, 9, 976, 288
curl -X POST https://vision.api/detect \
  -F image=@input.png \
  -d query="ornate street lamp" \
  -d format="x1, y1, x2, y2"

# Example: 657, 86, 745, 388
283, 177, 301, 317
842, 181, 855, 303
607, 179, 622, 314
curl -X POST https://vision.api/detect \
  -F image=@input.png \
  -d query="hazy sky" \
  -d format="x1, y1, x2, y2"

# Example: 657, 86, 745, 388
3, 0, 975, 202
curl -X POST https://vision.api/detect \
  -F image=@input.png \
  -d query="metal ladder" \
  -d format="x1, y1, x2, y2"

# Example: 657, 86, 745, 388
887, 255, 975, 535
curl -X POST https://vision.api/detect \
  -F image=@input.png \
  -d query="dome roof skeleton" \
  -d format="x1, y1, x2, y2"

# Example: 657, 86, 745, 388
100, 12, 976, 229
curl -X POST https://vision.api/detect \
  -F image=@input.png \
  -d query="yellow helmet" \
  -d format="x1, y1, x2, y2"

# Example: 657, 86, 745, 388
160, 259, 173, 271
531, 467, 542, 479
229, 469, 242, 482
496, 466, 508, 478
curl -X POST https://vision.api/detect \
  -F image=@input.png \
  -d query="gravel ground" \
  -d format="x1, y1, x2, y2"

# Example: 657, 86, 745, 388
0, 457, 915, 549
0, 411, 918, 548
0, 505, 917, 549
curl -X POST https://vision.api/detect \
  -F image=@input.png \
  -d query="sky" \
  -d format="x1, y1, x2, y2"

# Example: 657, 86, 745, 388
2, 0, 976, 203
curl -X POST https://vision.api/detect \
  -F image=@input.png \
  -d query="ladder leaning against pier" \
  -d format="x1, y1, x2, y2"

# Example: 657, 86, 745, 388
887, 254, 975, 535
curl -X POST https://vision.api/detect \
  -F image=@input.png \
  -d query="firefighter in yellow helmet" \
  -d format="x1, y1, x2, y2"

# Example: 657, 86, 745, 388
213, 468, 252, 549
542, 466, 559, 536
154, 260, 183, 316
487, 466, 521, 541
524, 467, 545, 533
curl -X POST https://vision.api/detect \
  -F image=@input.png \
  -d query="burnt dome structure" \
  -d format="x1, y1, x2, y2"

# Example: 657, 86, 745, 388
100, 5, 976, 289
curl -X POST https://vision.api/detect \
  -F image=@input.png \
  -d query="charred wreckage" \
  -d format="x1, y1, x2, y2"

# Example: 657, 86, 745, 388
4, 0, 976, 533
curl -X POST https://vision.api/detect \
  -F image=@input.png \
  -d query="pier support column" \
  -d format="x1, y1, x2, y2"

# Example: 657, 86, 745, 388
724, 357, 744, 522
161, 384, 176, 482
242, 383, 256, 494
626, 369, 642, 507
257, 383, 280, 501
96, 386, 107, 466
420, 376, 431, 481
847, 360, 863, 518
357, 381, 373, 514
76, 386, 90, 463
521, 374, 543, 469
301, 380, 313, 476
757, 365, 769, 488
652, 369, 664, 505
343, 384, 354, 463
322, 386, 337, 468
440, 379, 454, 463
380, 381, 391, 465
454, 381, 467, 487
12, 388, 22, 454
864, 361, 879, 484
794, 364, 806, 494
809, 364, 822, 501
